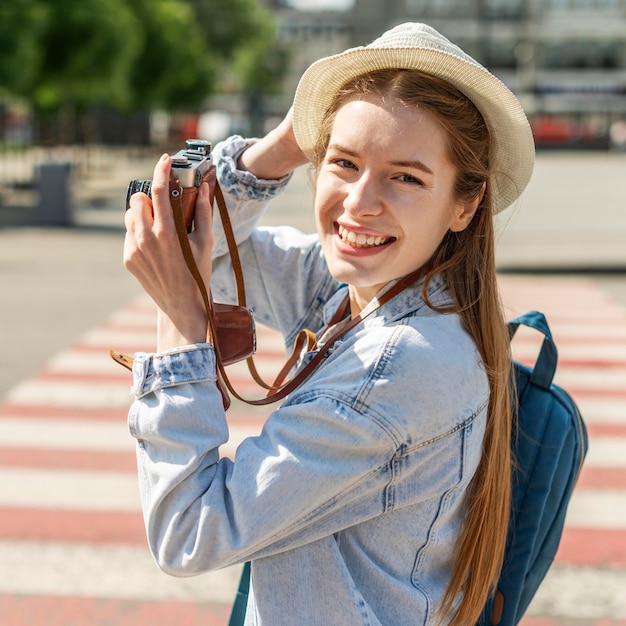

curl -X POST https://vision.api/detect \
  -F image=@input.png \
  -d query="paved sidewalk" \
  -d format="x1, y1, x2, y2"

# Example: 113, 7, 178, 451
2, 147, 626, 270
494, 151, 626, 271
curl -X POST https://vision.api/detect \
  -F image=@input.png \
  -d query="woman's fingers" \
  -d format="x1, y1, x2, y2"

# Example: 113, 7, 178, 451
123, 153, 171, 236
190, 182, 213, 242
121, 153, 214, 349
150, 154, 175, 232
124, 189, 152, 236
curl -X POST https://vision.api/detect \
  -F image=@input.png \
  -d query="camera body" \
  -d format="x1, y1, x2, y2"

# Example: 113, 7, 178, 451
126, 139, 215, 231
169, 138, 214, 188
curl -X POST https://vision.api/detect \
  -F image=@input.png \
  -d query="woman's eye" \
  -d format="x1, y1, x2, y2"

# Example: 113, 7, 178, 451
397, 173, 423, 185
331, 158, 357, 170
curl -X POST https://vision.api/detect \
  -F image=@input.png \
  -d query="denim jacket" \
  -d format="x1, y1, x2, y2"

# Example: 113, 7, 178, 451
128, 136, 489, 625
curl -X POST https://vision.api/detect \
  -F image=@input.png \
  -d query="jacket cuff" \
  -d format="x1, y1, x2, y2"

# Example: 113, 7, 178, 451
131, 344, 216, 399
214, 135, 292, 197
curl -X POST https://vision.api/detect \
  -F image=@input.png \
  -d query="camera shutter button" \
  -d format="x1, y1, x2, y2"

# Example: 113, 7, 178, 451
172, 156, 190, 167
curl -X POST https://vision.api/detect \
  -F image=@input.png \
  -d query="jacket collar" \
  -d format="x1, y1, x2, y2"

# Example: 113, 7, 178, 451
323, 274, 451, 328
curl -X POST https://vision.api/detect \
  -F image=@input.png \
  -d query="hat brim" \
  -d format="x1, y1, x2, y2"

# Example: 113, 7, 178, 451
293, 46, 535, 214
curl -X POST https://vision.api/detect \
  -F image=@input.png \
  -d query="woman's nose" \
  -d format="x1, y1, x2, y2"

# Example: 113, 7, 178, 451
343, 175, 384, 217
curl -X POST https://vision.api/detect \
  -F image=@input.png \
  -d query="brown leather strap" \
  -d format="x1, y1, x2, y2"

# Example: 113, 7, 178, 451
169, 181, 214, 343
243, 268, 422, 406
213, 180, 280, 390
214, 181, 246, 307
266, 328, 317, 394
117, 177, 422, 407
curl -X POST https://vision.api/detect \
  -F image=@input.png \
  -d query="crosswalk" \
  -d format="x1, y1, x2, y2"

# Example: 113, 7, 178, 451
1, 276, 625, 625
499, 277, 626, 626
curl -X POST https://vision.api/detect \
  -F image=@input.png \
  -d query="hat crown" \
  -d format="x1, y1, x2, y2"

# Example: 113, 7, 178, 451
366, 23, 481, 70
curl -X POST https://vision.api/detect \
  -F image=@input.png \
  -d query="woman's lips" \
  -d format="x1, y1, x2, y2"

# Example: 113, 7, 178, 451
337, 224, 394, 249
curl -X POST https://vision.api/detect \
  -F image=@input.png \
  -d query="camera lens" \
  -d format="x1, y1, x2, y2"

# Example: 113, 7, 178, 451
125, 179, 152, 210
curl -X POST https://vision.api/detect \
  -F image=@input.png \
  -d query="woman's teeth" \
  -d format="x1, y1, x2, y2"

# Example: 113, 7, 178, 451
338, 226, 389, 248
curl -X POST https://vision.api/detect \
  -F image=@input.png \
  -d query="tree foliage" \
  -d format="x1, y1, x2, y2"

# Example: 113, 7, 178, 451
124, 0, 215, 110
0, 0, 48, 95
0, 0, 288, 113
32, 0, 142, 111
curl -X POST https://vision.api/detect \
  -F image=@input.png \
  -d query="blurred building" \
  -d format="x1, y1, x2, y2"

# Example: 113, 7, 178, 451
265, 1, 352, 107
272, 0, 626, 149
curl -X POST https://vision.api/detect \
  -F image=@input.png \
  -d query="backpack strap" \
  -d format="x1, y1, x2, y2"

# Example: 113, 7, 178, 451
228, 561, 251, 626
508, 310, 558, 390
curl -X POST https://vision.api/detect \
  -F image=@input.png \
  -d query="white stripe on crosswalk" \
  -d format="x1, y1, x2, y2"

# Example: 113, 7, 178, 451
526, 564, 626, 620
0, 417, 258, 458
0, 539, 242, 603
0, 467, 141, 511
513, 322, 626, 339
80, 327, 158, 348
583, 436, 626, 468
553, 324, 626, 339
5, 380, 134, 409
575, 397, 626, 423
0, 417, 133, 451
513, 342, 626, 363
565, 488, 626, 529
48, 350, 132, 374
554, 368, 626, 389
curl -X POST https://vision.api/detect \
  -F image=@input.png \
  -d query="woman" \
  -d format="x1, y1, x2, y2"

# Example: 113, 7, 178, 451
123, 23, 534, 625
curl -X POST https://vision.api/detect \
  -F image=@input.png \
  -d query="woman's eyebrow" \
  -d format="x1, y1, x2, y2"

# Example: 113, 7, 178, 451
390, 159, 434, 175
327, 142, 357, 156
328, 143, 434, 175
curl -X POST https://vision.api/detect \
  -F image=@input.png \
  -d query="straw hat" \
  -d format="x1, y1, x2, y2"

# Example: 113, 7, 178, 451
292, 22, 535, 214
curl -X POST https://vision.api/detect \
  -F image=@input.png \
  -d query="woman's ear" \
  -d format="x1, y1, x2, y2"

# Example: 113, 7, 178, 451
449, 182, 486, 233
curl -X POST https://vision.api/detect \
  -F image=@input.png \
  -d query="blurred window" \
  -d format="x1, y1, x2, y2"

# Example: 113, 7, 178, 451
482, 0, 523, 19
484, 39, 519, 68
547, 0, 622, 9
409, 0, 473, 17
542, 40, 621, 69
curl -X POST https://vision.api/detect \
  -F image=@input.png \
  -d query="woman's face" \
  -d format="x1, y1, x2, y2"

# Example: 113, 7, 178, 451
314, 95, 477, 313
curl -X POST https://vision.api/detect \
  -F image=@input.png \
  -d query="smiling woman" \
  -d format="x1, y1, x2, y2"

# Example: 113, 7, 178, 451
122, 22, 535, 626
313, 92, 479, 310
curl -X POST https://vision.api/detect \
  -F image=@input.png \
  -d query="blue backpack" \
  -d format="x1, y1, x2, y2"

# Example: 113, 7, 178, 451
477, 310, 589, 625
229, 311, 589, 626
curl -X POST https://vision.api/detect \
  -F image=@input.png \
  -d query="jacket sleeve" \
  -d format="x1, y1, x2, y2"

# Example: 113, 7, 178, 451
209, 135, 338, 351
128, 343, 401, 576
128, 316, 487, 577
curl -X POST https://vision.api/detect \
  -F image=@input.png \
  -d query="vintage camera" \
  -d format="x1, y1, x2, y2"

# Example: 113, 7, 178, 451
126, 138, 215, 231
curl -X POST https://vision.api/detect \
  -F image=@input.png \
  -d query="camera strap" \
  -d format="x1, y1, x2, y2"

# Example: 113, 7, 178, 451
184, 178, 423, 408
111, 177, 421, 409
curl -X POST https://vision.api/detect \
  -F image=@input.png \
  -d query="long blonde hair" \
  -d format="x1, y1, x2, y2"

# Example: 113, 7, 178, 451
313, 69, 513, 626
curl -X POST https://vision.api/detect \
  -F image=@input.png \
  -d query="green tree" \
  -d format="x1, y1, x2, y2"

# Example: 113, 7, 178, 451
185, 0, 292, 96
124, 0, 216, 111
0, 0, 290, 141
0, 0, 48, 96
186, 0, 292, 134
234, 20, 292, 134
186, 0, 277, 63
29, 0, 141, 111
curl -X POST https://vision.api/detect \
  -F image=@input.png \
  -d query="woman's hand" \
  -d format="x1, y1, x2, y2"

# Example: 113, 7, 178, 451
238, 107, 309, 179
123, 153, 214, 352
